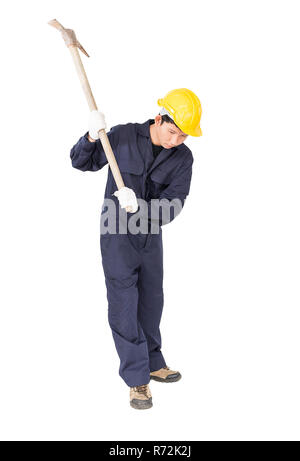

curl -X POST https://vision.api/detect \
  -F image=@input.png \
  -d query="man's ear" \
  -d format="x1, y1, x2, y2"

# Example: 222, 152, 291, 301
155, 114, 163, 126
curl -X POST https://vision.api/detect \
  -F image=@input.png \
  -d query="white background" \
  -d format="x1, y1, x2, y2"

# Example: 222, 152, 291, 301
0, 0, 299, 441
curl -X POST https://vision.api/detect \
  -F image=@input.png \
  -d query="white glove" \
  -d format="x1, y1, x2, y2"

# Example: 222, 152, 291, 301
113, 187, 139, 213
88, 110, 106, 140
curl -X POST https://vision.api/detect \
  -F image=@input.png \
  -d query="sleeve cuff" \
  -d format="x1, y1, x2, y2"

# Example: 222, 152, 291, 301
83, 131, 97, 149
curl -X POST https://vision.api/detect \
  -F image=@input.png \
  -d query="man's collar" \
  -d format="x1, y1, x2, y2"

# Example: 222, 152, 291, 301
136, 119, 154, 138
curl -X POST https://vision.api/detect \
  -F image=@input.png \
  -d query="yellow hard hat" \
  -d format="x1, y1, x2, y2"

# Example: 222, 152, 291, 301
157, 88, 202, 137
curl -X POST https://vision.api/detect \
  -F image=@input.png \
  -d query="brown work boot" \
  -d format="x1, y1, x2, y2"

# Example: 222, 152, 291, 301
150, 366, 182, 383
130, 384, 153, 410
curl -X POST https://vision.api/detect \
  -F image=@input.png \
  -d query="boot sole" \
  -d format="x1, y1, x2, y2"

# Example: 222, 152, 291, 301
130, 400, 153, 410
150, 374, 182, 383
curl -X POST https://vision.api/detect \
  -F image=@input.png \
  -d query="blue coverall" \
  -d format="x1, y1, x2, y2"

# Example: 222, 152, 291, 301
70, 119, 193, 387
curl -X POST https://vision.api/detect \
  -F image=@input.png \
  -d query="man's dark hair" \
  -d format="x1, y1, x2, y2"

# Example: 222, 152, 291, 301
159, 114, 180, 130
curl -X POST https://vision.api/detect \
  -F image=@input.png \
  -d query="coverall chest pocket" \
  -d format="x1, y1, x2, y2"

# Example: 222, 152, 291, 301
117, 156, 144, 176
114, 140, 144, 175
114, 150, 144, 196
148, 168, 170, 199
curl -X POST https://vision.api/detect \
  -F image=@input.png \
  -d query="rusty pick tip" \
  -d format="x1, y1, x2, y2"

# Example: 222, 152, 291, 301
48, 19, 90, 57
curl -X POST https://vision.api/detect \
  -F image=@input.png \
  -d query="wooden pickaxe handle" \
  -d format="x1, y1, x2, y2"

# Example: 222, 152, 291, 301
48, 19, 132, 211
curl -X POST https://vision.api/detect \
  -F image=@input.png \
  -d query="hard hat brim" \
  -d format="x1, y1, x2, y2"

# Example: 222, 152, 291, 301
184, 125, 202, 137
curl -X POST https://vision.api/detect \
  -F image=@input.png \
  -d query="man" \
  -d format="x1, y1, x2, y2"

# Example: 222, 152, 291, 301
70, 88, 202, 409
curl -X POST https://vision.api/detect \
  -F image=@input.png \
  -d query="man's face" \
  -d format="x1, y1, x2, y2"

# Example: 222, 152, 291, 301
155, 115, 188, 149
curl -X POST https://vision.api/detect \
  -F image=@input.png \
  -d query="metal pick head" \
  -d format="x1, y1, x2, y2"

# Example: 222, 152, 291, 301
48, 19, 90, 57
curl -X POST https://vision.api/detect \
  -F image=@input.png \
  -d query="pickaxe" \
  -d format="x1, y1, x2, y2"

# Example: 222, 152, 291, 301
48, 19, 132, 212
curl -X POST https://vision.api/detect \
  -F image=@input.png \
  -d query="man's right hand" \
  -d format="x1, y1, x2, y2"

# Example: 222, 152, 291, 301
88, 110, 106, 141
